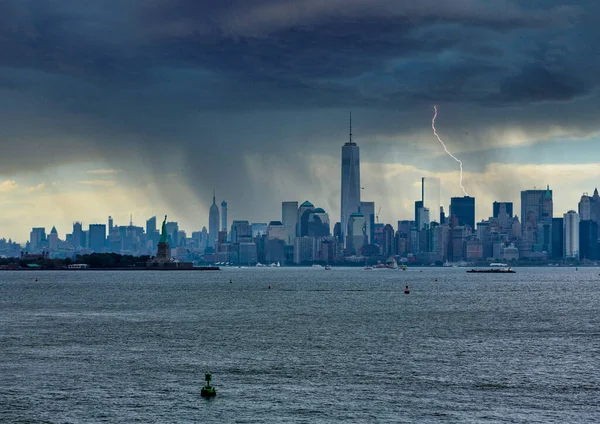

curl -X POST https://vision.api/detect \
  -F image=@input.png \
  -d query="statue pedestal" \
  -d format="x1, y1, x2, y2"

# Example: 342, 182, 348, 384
156, 242, 171, 261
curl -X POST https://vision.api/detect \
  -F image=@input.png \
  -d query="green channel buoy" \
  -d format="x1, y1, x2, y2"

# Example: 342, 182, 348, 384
201, 371, 216, 398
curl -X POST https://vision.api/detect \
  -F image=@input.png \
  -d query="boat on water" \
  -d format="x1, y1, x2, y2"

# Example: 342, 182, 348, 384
364, 265, 373, 270
198, 266, 220, 271
385, 257, 398, 269
325, 265, 332, 270
467, 268, 515, 273
467, 263, 515, 273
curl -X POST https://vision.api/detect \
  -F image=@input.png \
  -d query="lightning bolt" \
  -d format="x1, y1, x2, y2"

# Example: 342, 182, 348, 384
431, 105, 468, 196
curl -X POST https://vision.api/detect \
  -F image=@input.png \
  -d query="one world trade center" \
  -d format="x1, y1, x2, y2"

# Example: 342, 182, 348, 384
340, 112, 361, 247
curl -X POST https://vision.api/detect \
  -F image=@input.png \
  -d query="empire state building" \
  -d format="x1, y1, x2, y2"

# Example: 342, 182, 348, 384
208, 191, 220, 247
340, 112, 361, 246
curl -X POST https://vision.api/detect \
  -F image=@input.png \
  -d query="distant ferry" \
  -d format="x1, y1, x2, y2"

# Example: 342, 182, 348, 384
467, 263, 515, 273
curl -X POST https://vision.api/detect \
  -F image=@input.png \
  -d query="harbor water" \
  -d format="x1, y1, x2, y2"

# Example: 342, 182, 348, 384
1, 267, 599, 423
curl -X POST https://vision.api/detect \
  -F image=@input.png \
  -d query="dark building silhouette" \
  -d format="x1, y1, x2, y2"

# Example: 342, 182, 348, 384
333, 222, 342, 240
551, 217, 564, 259
382, 224, 395, 258
450, 196, 475, 230
307, 209, 330, 238
493, 202, 513, 218
579, 220, 599, 260
414, 200, 423, 231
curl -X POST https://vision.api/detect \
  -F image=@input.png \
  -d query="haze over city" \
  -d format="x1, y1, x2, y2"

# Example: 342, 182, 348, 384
1, 0, 600, 242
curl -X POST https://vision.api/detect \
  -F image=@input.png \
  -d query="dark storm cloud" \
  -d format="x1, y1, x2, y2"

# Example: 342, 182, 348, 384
498, 65, 590, 102
0, 0, 599, 222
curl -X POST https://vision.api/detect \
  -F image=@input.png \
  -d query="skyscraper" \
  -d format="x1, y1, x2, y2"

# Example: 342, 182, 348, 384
414, 200, 423, 230
578, 194, 592, 221
146, 216, 156, 235
346, 212, 365, 255
251, 223, 268, 237
521, 186, 553, 251
231, 220, 252, 243
88, 224, 106, 253
297, 201, 315, 237
450, 196, 475, 230
493, 202, 513, 219
48, 226, 59, 251
551, 217, 564, 259
360, 201, 375, 243
563, 210, 579, 259
418, 207, 430, 230
340, 112, 360, 246
166, 221, 179, 246
29, 227, 46, 252
208, 191, 220, 247
221, 201, 228, 232
579, 220, 599, 260
72, 222, 83, 249
421, 177, 440, 224
521, 187, 553, 228
282, 201, 298, 245
307, 208, 331, 238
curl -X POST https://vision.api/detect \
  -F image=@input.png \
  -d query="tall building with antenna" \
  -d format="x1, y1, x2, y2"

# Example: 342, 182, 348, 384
340, 112, 361, 247
208, 191, 220, 248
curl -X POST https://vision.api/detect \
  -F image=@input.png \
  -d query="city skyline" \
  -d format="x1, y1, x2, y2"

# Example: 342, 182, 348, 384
2, 155, 600, 243
2, 167, 600, 244
1, 1, 600, 242
5, 139, 599, 265
3, 180, 598, 245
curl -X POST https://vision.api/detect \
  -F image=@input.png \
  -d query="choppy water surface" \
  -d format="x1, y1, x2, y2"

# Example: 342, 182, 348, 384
1, 267, 600, 423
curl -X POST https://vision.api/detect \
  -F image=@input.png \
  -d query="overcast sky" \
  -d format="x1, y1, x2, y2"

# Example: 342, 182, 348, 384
1, 0, 599, 242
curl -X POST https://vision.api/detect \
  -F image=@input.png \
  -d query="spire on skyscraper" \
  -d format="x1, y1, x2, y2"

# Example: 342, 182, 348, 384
349, 111, 352, 144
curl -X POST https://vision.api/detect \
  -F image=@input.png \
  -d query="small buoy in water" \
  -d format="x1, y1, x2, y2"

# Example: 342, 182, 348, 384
200, 371, 216, 398
404, 285, 410, 294
35, 278, 38, 282
268, 285, 271, 289
434, 278, 438, 282
229, 279, 232, 284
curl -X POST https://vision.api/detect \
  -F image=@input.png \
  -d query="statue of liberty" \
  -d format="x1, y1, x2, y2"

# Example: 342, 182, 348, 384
159, 215, 168, 243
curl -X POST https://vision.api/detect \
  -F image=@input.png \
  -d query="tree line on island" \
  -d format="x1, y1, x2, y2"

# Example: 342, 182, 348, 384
0, 253, 151, 269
